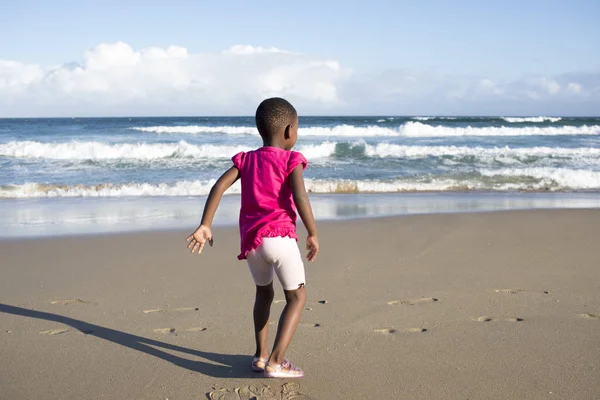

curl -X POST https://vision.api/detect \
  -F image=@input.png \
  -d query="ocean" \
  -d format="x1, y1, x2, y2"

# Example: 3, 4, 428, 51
2, 116, 600, 237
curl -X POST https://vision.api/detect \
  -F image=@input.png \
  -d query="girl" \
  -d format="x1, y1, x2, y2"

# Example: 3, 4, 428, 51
186, 98, 319, 378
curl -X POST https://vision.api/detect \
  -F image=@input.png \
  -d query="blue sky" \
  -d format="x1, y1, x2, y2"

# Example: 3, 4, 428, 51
1, 0, 599, 116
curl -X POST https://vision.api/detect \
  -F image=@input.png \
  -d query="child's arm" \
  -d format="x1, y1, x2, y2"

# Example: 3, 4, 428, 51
290, 165, 319, 262
187, 166, 240, 254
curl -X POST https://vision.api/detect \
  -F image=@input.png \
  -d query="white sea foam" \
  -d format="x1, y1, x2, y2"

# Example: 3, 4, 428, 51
130, 122, 600, 138
412, 117, 433, 121
365, 143, 600, 162
299, 142, 338, 159
305, 179, 472, 193
0, 180, 239, 198
131, 124, 402, 137
0, 179, 474, 198
411, 117, 457, 121
302, 125, 401, 136
304, 176, 595, 192
480, 167, 600, 190
0, 140, 337, 161
0, 140, 252, 160
305, 173, 600, 192
4, 140, 600, 168
398, 122, 600, 137
130, 126, 257, 135
502, 116, 562, 123
4, 168, 600, 199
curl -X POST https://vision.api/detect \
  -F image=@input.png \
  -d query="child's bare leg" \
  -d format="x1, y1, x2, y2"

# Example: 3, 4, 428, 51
254, 282, 274, 359
269, 285, 306, 364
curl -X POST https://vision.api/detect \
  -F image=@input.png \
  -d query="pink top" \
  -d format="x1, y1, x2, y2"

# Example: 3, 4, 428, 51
232, 147, 308, 260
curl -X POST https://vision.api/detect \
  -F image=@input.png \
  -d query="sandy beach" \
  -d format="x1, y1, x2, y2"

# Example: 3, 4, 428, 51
1, 209, 599, 399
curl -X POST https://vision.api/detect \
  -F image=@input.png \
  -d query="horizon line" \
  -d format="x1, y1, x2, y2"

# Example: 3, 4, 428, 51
1, 114, 599, 120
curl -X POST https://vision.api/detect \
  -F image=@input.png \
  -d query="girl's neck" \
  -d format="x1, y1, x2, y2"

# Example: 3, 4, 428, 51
262, 138, 287, 150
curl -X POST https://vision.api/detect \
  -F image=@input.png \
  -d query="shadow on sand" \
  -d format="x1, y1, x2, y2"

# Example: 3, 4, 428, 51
0, 303, 258, 379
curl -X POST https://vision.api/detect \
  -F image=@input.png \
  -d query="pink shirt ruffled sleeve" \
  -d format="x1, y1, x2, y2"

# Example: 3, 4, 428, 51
232, 151, 245, 170
287, 151, 308, 175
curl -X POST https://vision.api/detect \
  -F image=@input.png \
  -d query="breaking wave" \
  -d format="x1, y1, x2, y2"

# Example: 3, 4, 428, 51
130, 122, 600, 137
411, 116, 458, 121
3, 140, 600, 168
0, 140, 251, 160
131, 126, 257, 135
3, 167, 600, 198
502, 117, 562, 123
0, 141, 335, 161
364, 143, 600, 163
398, 122, 599, 137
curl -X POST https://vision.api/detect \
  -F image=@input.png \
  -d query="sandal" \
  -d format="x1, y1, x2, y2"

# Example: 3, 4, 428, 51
251, 356, 269, 372
264, 359, 304, 378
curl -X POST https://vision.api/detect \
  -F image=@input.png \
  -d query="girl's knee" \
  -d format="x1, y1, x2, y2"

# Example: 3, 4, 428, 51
284, 285, 306, 304
256, 283, 275, 300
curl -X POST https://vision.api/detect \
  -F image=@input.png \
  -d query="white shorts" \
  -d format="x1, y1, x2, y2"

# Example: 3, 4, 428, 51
246, 237, 306, 291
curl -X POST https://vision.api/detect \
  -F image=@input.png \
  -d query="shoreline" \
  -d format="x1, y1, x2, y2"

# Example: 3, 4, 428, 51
3, 206, 600, 244
3, 191, 600, 239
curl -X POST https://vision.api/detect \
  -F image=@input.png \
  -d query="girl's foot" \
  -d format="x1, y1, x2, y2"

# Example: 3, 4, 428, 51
264, 359, 304, 378
251, 356, 269, 372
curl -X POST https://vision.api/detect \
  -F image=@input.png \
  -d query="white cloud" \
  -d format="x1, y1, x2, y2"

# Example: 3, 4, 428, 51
0, 42, 346, 116
0, 42, 599, 116
479, 79, 504, 96
539, 78, 561, 95
567, 82, 582, 94
0, 61, 44, 88
225, 45, 292, 55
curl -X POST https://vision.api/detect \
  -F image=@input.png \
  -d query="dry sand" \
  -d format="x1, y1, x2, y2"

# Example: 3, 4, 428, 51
1, 209, 599, 399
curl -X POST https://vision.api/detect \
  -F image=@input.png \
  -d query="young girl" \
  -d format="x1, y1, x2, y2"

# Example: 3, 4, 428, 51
186, 97, 319, 378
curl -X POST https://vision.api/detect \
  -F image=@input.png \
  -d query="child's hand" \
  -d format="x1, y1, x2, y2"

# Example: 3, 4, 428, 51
186, 225, 214, 255
306, 235, 319, 262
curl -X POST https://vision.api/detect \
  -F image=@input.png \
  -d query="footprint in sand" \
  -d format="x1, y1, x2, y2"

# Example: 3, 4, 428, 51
209, 382, 314, 400
39, 328, 93, 335
153, 328, 176, 334
387, 297, 438, 306
40, 328, 70, 335
476, 316, 524, 322
495, 289, 550, 295
269, 321, 321, 328
274, 299, 328, 305
299, 322, 321, 328
50, 298, 97, 305
579, 313, 599, 319
374, 327, 428, 335
153, 327, 207, 334
143, 307, 199, 314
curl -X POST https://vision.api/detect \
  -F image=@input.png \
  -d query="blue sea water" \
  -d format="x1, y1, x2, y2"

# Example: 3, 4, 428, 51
1, 116, 600, 237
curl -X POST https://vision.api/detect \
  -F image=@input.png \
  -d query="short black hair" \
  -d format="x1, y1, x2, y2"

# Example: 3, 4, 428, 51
255, 97, 297, 138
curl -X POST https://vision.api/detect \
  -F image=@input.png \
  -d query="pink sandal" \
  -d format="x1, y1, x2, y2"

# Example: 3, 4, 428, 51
264, 359, 304, 378
251, 356, 268, 372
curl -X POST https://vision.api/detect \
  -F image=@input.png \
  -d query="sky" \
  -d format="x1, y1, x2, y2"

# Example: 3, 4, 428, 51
0, 0, 599, 117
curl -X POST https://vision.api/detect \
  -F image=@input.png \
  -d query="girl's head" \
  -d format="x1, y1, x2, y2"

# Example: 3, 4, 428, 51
255, 97, 298, 150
